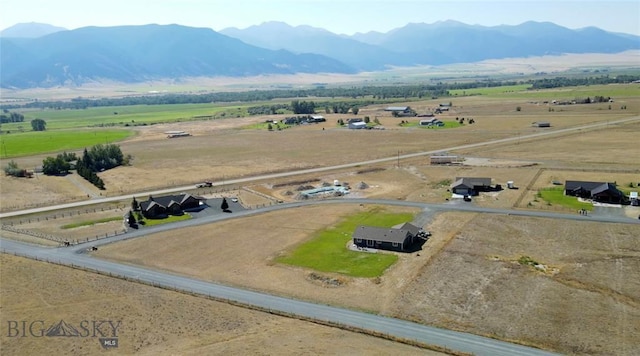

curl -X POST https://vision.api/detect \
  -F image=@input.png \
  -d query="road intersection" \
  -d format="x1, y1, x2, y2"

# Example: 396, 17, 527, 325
2, 116, 638, 354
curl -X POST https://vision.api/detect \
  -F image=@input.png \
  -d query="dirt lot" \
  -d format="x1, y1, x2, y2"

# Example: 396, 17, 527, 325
0, 254, 439, 356
392, 214, 640, 355
91, 204, 640, 355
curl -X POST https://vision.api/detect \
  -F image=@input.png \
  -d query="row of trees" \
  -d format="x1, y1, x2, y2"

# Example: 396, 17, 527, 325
0, 110, 24, 123
290, 100, 316, 114
42, 151, 76, 175
80, 144, 125, 172
0, 110, 46, 131
0, 84, 449, 111
528, 75, 640, 89
291, 100, 364, 115
4, 75, 638, 112
40, 144, 126, 189
247, 104, 288, 115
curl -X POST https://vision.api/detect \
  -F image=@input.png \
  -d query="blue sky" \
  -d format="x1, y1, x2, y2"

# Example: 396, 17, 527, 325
1, 0, 639, 35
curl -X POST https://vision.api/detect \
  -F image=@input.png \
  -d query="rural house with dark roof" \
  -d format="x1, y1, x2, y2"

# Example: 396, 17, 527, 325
564, 181, 627, 204
352, 222, 427, 252
139, 193, 202, 218
384, 106, 415, 117
451, 177, 493, 196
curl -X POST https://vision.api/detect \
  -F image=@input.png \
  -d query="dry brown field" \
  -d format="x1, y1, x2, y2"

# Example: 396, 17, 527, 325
392, 214, 640, 355
91, 207, 640, 355
1, 94, 638, 212
0, 254, 440, 356
2, 81, 640, 355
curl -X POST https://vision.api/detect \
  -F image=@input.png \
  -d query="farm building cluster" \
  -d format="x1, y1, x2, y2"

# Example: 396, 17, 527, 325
296, 180, 353, 199
280, 115, 326, 125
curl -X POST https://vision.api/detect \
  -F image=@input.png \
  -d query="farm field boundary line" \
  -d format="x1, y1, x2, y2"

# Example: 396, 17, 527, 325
514, 168, 545, 208
1, 115, 638, 219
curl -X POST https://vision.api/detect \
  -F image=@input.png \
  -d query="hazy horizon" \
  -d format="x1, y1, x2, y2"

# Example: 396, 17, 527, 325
1, 0, 639, 36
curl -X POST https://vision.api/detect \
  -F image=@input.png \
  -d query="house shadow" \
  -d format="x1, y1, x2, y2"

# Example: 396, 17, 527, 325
404, 237, 429, 253
185, 205, 207, 213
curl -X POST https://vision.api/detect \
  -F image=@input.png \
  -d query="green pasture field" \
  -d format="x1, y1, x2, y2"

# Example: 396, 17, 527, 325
537, 187, 593, 211
276, 209, 414, 278
243, 121, 292, 130
61, 216, 123, 229
7, 103, 260, 131
449, 84, 533, 96
450, 83, 640, 100
0, 129, 133, 158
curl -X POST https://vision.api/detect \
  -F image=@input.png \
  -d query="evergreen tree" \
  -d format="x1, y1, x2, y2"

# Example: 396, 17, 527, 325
128, 210, 137, 227
220, 197, 229, 211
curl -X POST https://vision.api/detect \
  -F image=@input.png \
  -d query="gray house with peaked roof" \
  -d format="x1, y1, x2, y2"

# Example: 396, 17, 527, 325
352, 222, 423, 252
384, 106, 415, 117
451, 177, 492, 196
565, 181, 627, 204
140, 193, 201, 218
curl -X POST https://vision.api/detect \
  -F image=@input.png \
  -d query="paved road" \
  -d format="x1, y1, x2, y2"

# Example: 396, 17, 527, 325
23, 198, 635, 252
0, 236, 557, 356
1, 115, 637, 219
2, 199, 638, 355
1, 116, 637, 354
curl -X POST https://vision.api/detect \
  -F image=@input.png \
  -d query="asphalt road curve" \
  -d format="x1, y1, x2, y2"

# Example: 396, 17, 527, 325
1, 231, 560, 356
3, 197, 637, 355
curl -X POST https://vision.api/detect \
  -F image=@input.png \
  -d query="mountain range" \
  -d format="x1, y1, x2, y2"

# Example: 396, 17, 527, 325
1, 21, 638, 89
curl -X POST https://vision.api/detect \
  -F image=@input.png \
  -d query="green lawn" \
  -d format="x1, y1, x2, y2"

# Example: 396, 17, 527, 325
538, 187, 593, 211
450, 83, 640, 100
139, 213, 192, 226
276, 208, 414, 277
0, 129, 134, 158
402, 120, 463, 129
